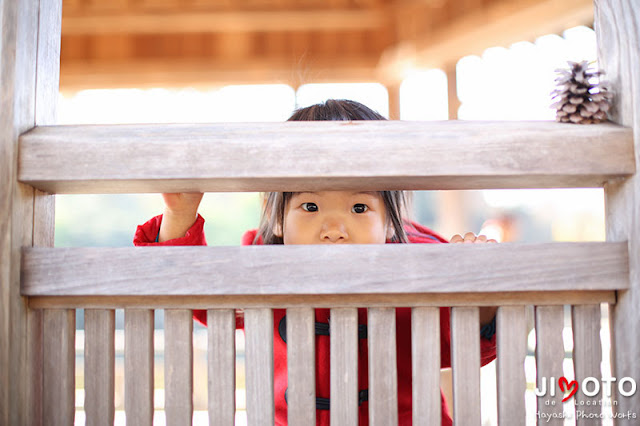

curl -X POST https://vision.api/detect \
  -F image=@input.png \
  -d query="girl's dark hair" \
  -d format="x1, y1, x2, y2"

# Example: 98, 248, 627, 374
257, 99, 409, 245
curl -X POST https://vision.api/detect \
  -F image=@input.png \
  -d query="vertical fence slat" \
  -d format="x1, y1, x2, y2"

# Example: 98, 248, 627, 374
368, 307, 398, 426
535, 305, 565, 425
43, 309, 75, 426
125, 309, 154, 426
164, 309, 194, 425
497, 305, 527, 425
84, 309, 115, 426
572, 304, 602, 424
207, 309, 235, 426
27, 308, 44, 426
451, 307, 481, 426
411, 307, 440, 426
245, 308, 274, 426
330, 308, 358, 426
287, 307, 315, 425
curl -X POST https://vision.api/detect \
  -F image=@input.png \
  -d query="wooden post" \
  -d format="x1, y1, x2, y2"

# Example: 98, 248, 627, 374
387, 82, 402, 120
445, 62, 460, 120
596, 0, 640, 414
0, 0, 61, 424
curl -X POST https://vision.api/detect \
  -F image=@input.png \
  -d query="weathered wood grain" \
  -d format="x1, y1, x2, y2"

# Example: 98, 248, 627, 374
571, 304, 602, 424
27, 309, 44, 426
28, 291, 617, 309
368, 308, 398, 426
534, 306, 565, 425
207, 309, 235, 426
244, 308, 274, 426
18, 121, 634, 193
451, 307, 481, 426
21, 243, 629, 296
2, 0, 60, 423
496, 306, 526, 425
43, 309, 75, 426
330, 308, 358, 426
164, 309, 194, 425
84, 309, 115, 426
596, 0, 640, 415
411, 307, 440, 426
124, 309, 154, 426
286, 307, 315, 426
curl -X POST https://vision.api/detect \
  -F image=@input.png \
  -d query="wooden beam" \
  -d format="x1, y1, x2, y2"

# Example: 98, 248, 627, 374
21, 243, 629, 296
1, 0, 60, 424
59, 58, 381, 90
27, 291, 619, 310
18, 121, 634, 193
61, 10, 388, 35
597, 0, 640, 415
379, 0, 593, 79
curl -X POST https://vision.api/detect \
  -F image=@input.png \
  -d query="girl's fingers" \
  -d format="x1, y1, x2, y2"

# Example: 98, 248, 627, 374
474, 234, 488, 243
463, 232, 476, 243
450, 234, 464, 243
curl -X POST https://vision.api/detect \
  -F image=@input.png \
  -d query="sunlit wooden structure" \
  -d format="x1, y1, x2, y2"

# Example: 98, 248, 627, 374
57, 0, 595, 120
1, 0, 639, 425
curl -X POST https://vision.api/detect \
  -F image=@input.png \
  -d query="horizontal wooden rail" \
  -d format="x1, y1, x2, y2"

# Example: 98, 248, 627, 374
22, 243, 628, 298
19, 121, 634, 193
27, 291, 617, 309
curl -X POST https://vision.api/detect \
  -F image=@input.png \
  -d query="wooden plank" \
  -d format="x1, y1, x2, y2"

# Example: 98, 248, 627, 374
28, 291, 618, 309
496, 306, 527, 425
596, 0, 640, 416
164, 309, 194, 424
330, 308, 358, 426
381, 0, 593, 73
451, 307, 481, 426
84, 309, 115, 426
18, 121, 634, 194
60, 58, 380, 92
2, 0, 60, 422
286, 308, 315, 425
124, 309, 154, 426
368, 307, 398, 426
411, 307, 440, 426
22, 243, 629, 296
571, 304, 602, 424
207, 309, 235, 426
61, 10, 386, 35
43, 309, 75, 426
27, 309, 44, 426
244, 308, 274, 426
534, 306, 565, 425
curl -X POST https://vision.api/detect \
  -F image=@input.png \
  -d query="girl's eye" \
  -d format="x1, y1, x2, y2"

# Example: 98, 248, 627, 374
352, 203, 368, 213
301, 202, 318, 212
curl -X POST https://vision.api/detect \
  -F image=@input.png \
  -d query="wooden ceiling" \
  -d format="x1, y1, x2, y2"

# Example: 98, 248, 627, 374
60, 0, 593, 90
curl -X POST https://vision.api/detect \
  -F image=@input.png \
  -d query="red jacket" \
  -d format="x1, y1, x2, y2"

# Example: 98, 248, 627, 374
134, 214, 497, 425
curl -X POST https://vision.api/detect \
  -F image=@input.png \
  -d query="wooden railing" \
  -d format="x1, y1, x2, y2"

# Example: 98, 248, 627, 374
2, 1, 639, 425
15, 120, 634, 424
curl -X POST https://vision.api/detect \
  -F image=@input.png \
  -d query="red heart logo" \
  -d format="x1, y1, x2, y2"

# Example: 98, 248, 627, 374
559, 377, 578, 402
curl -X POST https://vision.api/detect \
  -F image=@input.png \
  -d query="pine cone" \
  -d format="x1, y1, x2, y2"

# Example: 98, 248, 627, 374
551, 61, 612, 124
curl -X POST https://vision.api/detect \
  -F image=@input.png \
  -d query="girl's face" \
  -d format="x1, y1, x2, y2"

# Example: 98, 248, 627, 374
281, 191, 393, 245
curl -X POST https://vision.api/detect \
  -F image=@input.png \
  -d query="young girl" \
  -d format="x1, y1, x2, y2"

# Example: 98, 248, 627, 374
134, 99, 498, 426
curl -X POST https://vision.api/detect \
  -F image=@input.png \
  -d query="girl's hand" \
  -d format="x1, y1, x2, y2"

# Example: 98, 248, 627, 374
162, 192, 204, 215
158, 192, 204, 242
450, 232, 497, 244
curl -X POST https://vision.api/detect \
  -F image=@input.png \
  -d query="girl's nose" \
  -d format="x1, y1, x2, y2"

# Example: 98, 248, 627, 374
320, 219, 348, 242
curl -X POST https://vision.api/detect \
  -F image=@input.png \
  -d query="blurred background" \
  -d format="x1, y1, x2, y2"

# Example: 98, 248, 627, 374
57, 0, 607, 424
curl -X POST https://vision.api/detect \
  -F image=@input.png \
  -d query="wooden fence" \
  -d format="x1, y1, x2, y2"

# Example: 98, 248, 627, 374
1, 0, 639, 425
